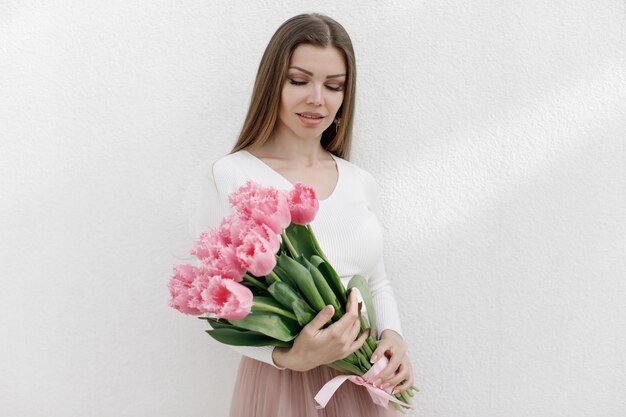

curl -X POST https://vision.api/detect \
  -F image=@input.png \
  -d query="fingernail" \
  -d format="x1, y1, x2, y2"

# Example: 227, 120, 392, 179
370, 354, 377, 363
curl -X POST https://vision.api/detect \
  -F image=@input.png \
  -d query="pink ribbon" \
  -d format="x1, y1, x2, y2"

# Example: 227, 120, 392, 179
314, 357, 413, 410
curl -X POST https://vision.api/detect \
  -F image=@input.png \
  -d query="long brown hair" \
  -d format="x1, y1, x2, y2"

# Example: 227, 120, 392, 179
230, 13, 356, 160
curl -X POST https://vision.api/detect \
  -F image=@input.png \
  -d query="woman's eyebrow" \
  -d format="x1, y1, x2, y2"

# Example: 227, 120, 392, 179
289, 66, 346, 79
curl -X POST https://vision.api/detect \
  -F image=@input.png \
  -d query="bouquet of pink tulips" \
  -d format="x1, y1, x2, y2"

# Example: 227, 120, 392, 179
168, 181, 416, 411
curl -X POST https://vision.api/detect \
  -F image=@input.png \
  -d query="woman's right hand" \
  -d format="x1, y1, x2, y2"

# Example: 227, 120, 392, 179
272, 289, 369, 371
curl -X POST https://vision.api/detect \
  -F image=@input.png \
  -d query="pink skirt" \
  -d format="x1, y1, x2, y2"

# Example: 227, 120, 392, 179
229, 356, 403, 417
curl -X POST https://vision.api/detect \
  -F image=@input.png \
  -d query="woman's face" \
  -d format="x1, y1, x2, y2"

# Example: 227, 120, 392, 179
275, 44, 346, 143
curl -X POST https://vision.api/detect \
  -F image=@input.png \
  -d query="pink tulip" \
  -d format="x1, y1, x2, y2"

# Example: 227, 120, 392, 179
219, 214, 250, 247
247, 221, 280, 254
194, 274, 253, 320
236, 228, 277, 277
191, 224, 246, 281
288, 183, 319, 225
200, 245, 246, 282
167, 264, 203, 315
227, 180, 261, 211
187, 270, 211, 313
229, 181, 291, 234
190, 229, 224, 261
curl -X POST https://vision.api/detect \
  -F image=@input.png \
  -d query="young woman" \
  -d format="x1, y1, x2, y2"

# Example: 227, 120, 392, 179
190, 13, 413, 417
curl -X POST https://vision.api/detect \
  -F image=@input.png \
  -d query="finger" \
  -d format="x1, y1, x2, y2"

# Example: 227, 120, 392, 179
348, 327, 370, 352
370, 339, 391, 364
371, 338, 406, 366
392, 370, 414, 394
391, 359, 414, 394
305, 305, 334, 332
374, 350, 403, 384
384, 362, 408, 388
346, 315, 361, 341
332, 290, 360, 331
372, 330, 406, 363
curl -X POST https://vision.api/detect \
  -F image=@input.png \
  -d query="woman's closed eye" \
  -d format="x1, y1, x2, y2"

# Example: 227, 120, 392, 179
287, 78, 343, 92
288, 78, 307, 86
325, 83, 343, 92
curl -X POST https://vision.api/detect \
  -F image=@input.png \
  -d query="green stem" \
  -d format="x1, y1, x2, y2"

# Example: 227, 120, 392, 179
280, 231, 299, 258
389, 402, 404, 412
361, 335, 374, 358
330, 358, 364, 375
267, 270, 282, 283
243, 273, 268, 291
354, 349, 371, 372
398, 390, 411, 405
366, 335, 377, 355
257, 304, 297, 321
345, 353, 359, 366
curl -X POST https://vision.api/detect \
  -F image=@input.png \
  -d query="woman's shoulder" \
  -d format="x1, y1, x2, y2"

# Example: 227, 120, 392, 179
211, 151, 247, 174
334, 154, 377, 186
196, 151, 250, 193
333, 155, 381, 210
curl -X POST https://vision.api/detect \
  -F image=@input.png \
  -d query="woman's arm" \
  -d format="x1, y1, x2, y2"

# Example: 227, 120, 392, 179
362, 169, 414, 392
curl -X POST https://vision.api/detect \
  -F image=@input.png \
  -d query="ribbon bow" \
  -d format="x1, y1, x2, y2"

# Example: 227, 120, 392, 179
314, 356, 413, 410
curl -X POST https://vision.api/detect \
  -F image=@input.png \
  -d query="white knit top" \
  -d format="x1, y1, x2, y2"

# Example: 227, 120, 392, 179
188, 150, 403, 367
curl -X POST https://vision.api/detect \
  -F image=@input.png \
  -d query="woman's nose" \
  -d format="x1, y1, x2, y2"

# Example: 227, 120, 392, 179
306, 84, 324, 106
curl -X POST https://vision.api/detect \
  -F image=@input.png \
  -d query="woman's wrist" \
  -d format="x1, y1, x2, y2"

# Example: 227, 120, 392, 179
272, 346, 314, 371
272, 346, 307, 370
272, 346, 290, 369
380, 329, 403, 340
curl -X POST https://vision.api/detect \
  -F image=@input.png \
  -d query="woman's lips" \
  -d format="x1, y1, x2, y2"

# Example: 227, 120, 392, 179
296, 112, 325, 126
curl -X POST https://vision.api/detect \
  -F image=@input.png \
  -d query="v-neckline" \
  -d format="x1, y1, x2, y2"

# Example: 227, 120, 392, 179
240, 150, 341, 203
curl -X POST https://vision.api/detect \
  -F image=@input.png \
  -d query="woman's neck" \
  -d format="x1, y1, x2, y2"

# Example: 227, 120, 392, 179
255, 132, 331, 166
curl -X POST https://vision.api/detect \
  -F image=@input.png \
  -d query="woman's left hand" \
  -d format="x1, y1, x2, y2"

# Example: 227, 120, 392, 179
370, 329, 414, 394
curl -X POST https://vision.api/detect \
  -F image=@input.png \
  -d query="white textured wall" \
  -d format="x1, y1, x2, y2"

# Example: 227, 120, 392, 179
1, 1, 625, 416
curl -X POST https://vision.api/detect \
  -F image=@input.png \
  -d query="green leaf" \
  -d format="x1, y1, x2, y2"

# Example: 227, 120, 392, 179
291, 298, 316, 326
206, 328, 291, 347
277, 253, 326, 312
312, 256, 347, 305
228, 312, 300, 342
346, 275, 376, 333
272, 264, 296, 287
251, 296, 298, 321
198, 317, 232, 329
299, 257, 342, 321
305, 224, 329, 262
267, 281, 316, 327
283, 223, 327, 261
268, 281, 302, 311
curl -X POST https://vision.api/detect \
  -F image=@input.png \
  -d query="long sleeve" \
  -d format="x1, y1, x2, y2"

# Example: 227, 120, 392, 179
187, 158, 282, 368
362, 170, 404, 338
